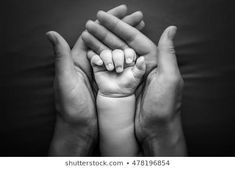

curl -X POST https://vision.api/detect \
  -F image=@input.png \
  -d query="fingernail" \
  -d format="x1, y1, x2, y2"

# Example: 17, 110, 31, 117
126, 58, 132, 64
136, 11, 143, 18
167, 26, 177, 40
97, 60, 103, 66
46, 32, 57, 44
85, 20, 94, 29
107, 63, 114, 71
138, 56, 145, 63
97, 10, 105, 18
116, 66, 123, 73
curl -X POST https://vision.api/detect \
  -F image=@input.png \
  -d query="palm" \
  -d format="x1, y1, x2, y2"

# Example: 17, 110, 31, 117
56, 37, 96, 122
135, 68, 164, 141
135, 68, 183, 141
94, 65, 139, 97
72, 38, 93, 80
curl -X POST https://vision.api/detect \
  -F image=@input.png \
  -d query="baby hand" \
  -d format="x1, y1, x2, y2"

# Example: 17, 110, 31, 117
88, 48, 146, 97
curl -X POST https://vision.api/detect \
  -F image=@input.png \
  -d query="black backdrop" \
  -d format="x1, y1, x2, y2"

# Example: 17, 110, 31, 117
1, 0, 235, 156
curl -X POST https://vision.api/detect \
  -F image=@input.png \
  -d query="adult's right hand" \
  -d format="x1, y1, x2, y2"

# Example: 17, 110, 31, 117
135, 27, 187, 156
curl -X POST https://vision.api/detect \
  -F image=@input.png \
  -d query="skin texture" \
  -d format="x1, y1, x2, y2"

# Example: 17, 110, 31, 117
97, 94, 138, 156
46, 5, 145, 156
83, 11, 187, 156
88, 49, 146, 156
88, 49, 146, 97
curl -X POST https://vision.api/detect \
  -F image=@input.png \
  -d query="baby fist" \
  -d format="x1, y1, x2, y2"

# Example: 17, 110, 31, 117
88, 48, 146, 97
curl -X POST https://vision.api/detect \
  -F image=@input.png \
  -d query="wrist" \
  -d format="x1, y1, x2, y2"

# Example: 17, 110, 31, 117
96, 92, 138, 156
49, 115, 98, 156
96, 91, 135, 114
140, 114, 187, 156
97, 91, 136, 135
97, 90, 135, 98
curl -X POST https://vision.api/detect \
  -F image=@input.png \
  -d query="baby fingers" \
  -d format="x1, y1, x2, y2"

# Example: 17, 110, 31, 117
87, 50, 103, 66
124, 48, 136, 65
112, 49, 124, 73
100, 50, 114, 71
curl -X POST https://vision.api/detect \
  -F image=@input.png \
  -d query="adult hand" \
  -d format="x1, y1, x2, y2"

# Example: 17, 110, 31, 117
83, 11, 186, 156
46, 5, 145, 156
135, 27, 186, 156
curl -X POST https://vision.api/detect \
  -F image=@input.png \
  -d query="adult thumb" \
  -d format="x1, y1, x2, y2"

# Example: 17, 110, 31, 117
158, 26, 179, 73
46, 31, 73, 76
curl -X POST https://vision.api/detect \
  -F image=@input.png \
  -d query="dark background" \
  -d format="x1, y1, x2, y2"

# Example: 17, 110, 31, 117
1, 0, 235, 156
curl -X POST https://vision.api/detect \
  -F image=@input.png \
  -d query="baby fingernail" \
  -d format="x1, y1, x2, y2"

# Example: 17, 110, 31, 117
116, 66, 123, 73
107, 63, 114, 70
97, 60, 103, 65
126, 58, 132, 64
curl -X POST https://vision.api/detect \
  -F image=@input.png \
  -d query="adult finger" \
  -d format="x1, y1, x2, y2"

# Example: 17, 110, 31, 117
96, 11, 154, 55
158, 26, 179, 74
135, 21, 145, 31
81, 30, 109, 54
46, 31, 74, 77
86, 20, 128, 50
105, 5, 144, 31
97, 5, 144, 31
122, 11, 144, 29
106, 4, 127, 19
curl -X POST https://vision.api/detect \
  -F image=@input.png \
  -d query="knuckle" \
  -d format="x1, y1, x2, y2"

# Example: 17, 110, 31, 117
128, 33, 138, 44
112, 19, 121, 31
120, 43, 128, 50
97, 46, 103, 54
101, 29, 109, 42
158, 42, 175, 54
168, 46, 176, 55
98, 46, 107, 55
